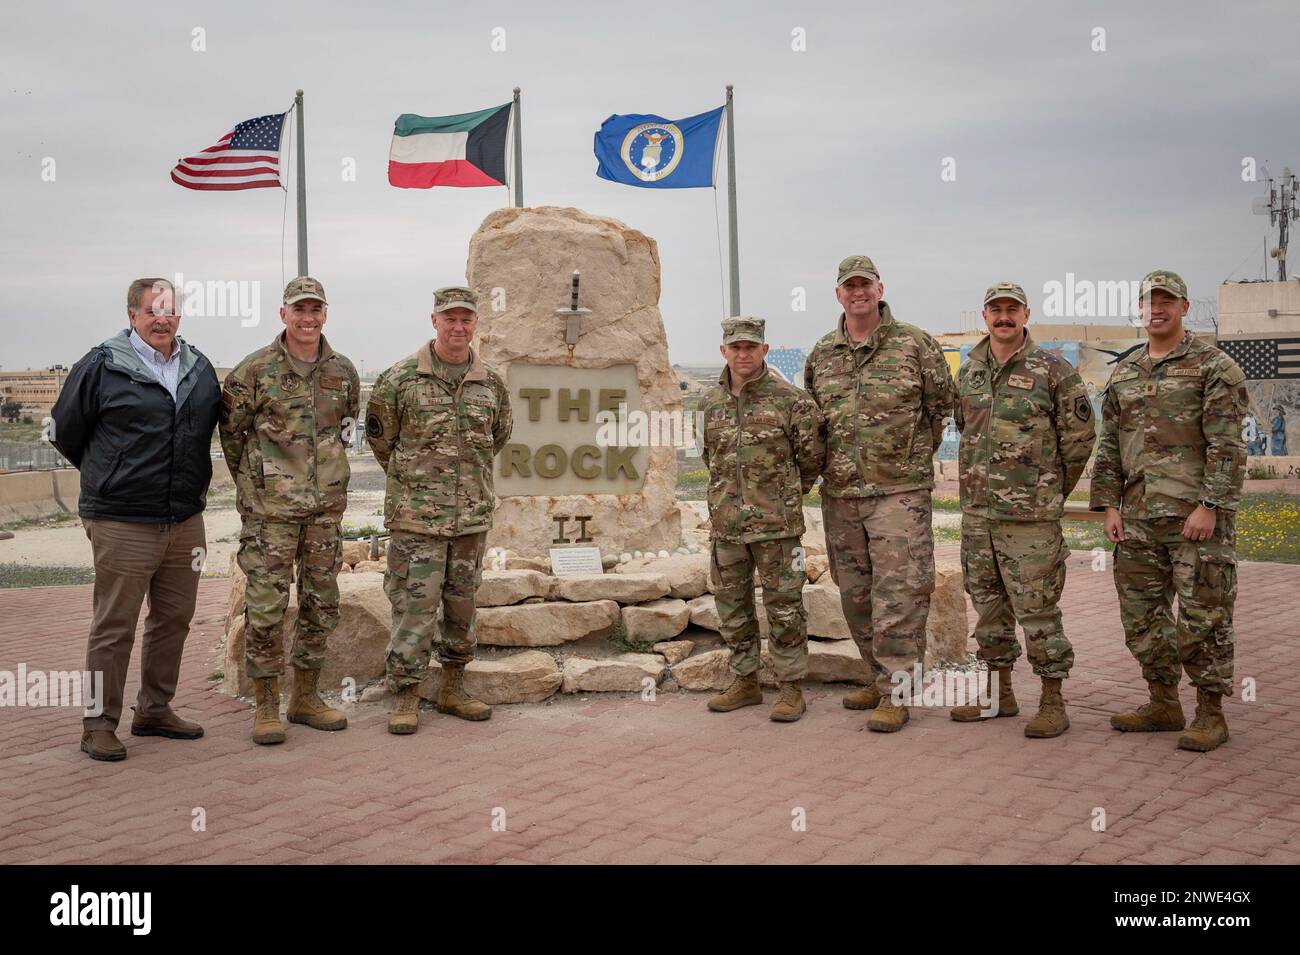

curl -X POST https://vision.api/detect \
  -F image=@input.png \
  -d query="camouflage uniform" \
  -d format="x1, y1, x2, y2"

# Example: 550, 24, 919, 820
366, 307, 512, 692
804, 259, 956, 696
220, 287, 360, 680
700, 320, 826, 681
1090, 282, 1248, 696
956, 303, 1096, 678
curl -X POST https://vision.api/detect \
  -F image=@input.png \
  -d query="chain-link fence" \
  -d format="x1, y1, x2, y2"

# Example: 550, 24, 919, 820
0, 441, 70, 471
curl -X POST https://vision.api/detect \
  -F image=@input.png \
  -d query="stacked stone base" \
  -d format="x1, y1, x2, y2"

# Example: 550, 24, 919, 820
219, 543, 970, 705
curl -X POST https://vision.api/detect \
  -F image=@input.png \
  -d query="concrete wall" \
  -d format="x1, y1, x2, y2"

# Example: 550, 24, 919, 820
1218, 280, 1300, 335
0, 469, 81, 524
0, 463, 232, 526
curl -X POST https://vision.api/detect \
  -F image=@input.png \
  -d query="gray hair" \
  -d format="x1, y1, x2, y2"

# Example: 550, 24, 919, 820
127, 277, 176, 311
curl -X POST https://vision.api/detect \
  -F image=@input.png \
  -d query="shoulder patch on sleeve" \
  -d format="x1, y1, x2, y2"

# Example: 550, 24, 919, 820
1074, 394, 1093, 423
1219, 363, 1246, 386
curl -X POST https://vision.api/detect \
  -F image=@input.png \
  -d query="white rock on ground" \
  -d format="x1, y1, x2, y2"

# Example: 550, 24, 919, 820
616, 553, 709, 599
621, 597, 690, 641
551, 572, 670, 604
474, 600, 621, 647
476, 569, 553, 607
561, 653, 665, 693
687, 594, 720, 631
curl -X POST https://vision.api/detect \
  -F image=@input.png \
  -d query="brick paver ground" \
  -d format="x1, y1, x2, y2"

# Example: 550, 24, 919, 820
2, 544, 1298, 864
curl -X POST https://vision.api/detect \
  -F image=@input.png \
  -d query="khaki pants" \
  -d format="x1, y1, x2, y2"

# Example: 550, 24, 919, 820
824, 491, 935, 695
82, 514, 205, 732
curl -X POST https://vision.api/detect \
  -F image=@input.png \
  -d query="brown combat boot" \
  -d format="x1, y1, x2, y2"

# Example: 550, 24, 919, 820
770, 682, 806, 723
436, 666, 492, 721
867, 697, 910, 732
707, 672, 763, 712
1177, 689, 1230, 752
1024, 677, 1070, 738
252, 676, 286, 745
1110, 680, 1185, 732
951, 666, 1019, 722
80, 729, 127, 761
842, 685, 883, 710
388, 686, 421, 735
286, 667, 348, 731
130, 706, 204, 739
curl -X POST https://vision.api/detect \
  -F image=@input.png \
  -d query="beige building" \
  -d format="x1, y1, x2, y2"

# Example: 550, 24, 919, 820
0, 367, 69, 419
1218, 279, 1300, 335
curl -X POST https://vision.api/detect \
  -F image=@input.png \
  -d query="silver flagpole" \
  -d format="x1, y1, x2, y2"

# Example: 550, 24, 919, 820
725, 84, 739, 316
512, 87, 523, 208
295, 89, 308, 276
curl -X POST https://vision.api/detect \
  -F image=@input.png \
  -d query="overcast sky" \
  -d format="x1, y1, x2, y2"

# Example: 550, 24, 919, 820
2, 0, 1297, 372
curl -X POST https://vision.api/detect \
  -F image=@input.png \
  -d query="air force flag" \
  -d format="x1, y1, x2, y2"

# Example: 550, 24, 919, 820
594, 107, 724, 188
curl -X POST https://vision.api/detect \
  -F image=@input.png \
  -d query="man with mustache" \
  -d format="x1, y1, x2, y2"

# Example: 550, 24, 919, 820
1090, 271, 1248, 752
367, 286, 513, 734
220, 277, 359, 745
51, 277, 221, 760
804, 255, 955, 732
948, 282, 1095, 737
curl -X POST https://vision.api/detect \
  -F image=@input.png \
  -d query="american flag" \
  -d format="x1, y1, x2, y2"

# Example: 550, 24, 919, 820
1219, 335, 1300, 380
171, 113, 286, 191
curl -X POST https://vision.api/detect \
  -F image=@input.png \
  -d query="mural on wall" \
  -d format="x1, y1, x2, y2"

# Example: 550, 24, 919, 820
1220, 335, 1300, 457
1242, 383, 1297, 457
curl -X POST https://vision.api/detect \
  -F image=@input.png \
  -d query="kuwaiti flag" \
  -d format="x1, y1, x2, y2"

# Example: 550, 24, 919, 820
388, 104, 512, 189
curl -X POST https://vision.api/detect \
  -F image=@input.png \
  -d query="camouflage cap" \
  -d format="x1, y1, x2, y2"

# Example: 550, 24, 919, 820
837, 255, 880, 285
983, 281, 1028, 307
433, 286, 478, 313
721, 316, 765, 345
283, 276, 327, 305
1140, 270, 1188, 300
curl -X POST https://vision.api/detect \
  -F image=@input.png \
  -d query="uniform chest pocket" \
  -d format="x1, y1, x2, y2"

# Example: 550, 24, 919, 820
404, 383, 456, 447
960, 386, 991, 423
315, 381, 347, 430
1109, 374, 1144, 425
463, 401, 496, 448
261, 393, 313, 445
1157, 374, 1203, 401
864, 360, 921, 397
741, 413, 787, 457
704, 417, 736, 458
813, 358, 855, 397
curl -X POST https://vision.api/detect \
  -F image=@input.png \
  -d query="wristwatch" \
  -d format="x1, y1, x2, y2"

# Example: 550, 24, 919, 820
1199, 499, 1218, 510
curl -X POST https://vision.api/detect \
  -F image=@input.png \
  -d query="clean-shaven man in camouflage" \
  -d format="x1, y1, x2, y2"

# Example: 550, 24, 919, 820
366, 286, 512, 734
804, 255, 956, 732
220, 276, 359, 745
1091, 270, 1248, 752
949, 282, 1095, 737
699, 317, 826, 722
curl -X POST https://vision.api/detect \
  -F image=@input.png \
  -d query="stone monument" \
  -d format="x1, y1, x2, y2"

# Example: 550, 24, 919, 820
468, 206, 683, 560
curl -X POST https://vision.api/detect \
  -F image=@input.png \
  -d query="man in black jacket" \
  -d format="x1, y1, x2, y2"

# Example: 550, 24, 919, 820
51, 278, 222, 761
